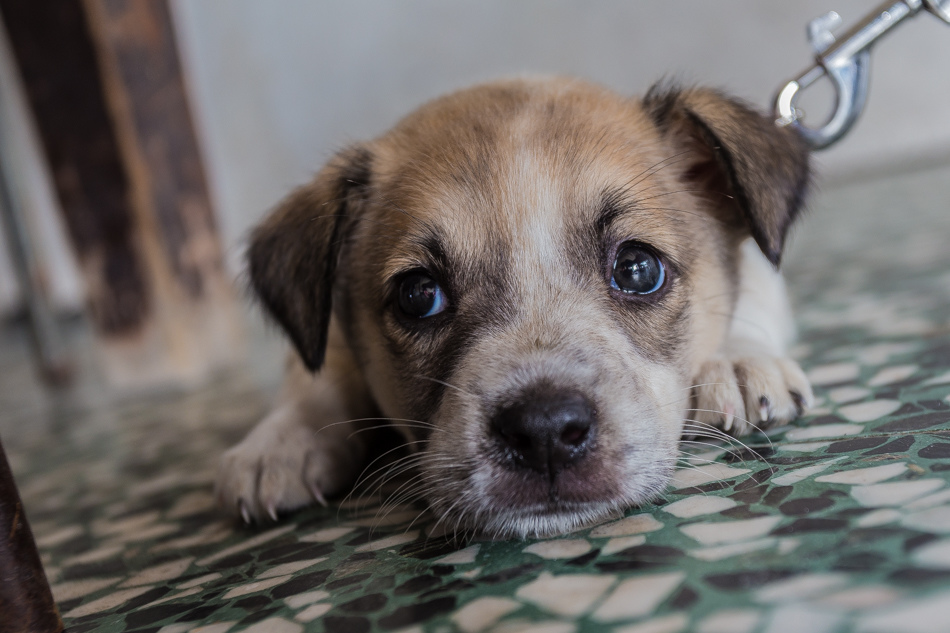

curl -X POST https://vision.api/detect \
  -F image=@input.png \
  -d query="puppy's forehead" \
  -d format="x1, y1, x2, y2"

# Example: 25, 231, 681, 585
368, 79, 681, 268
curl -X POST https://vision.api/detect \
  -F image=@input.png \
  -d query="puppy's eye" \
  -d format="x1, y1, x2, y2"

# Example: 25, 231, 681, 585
611, 243, 664, 294
398, 272, 447, 318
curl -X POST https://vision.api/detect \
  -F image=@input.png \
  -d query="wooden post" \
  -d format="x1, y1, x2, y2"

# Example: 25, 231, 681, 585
0, 437, 62, 633
0, 0, 242, 391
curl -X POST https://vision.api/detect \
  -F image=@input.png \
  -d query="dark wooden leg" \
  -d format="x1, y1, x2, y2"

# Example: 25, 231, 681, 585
0, 0, 152, 339
0, 437, 62, 633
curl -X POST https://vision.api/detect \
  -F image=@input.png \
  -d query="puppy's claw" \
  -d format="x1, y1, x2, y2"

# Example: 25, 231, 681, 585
267, 504, 278, 522
759, 396, 770, 423
310, 483, 328, 507
790, 390, 805, 417
722, 403, 735, 432
239, 500, 251, 525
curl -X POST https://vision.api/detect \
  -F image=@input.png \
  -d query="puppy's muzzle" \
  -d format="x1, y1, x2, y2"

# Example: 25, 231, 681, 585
491, 386, 597, 478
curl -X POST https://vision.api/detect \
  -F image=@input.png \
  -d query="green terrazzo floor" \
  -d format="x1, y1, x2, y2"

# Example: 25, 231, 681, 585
3, 163, 950, 633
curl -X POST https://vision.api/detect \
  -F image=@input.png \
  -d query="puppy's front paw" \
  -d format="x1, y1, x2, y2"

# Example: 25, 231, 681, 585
688, 351, 813, 437
215, 408, 362, 523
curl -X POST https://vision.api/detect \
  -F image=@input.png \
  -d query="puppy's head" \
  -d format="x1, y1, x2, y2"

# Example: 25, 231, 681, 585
249, 79, 809, 537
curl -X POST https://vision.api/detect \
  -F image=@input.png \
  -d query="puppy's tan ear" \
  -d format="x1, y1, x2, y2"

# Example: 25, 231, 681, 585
247, 146, 371, 372
643, 83, 810, 266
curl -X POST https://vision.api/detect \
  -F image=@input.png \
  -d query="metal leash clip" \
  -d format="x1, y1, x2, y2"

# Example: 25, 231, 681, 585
774, 0, 950, 149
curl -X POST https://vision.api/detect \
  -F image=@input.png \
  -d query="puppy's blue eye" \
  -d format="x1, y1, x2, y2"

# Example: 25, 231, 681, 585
611, 244, 664, 294
398, 272, 447, 318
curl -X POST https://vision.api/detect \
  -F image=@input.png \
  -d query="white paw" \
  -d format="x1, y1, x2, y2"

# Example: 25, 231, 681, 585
688, 351, 813, 437
215, 407, 363, 523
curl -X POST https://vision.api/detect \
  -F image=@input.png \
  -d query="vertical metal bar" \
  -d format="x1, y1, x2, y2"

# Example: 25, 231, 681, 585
0, 97, 72, 386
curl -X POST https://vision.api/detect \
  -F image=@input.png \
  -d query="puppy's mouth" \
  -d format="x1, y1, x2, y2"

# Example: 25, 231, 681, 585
441, 457, 671, 538
423, 445, 632, 539
438, 473, 631, 539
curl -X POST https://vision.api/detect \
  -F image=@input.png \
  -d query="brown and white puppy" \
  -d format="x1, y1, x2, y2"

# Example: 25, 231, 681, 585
216, 77, 813, 538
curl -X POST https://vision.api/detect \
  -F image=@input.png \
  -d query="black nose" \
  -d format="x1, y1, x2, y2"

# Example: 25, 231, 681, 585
491, 388, 596, 476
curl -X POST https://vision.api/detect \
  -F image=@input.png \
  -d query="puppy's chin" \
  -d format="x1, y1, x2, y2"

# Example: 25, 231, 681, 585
427, 490, 666, 540
476, 503, 626, 540
422, 450, 678, 539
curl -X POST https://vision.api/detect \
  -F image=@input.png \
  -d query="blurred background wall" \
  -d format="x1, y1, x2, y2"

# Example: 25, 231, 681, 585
169, 0, 950, 276
1, 0, 949, 385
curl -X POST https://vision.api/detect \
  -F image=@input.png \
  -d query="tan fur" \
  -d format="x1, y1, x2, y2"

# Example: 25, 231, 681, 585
217, 77, 813, 537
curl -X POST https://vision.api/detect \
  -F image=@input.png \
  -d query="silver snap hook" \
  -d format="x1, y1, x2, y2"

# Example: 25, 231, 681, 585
774, 0, 949, 150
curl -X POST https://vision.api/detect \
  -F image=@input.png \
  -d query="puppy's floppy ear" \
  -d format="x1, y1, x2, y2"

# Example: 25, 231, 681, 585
643, 83, 810, 266
247, 146, 371, 372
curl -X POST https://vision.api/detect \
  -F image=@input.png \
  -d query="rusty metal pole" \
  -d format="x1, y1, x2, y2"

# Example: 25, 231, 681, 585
0, 437, 62, 633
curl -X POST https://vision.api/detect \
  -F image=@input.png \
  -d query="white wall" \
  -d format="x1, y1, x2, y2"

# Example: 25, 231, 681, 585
170, 0, 950, 278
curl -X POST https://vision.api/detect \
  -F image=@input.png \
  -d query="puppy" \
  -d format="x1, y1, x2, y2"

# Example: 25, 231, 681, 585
217, 77, 813, 538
